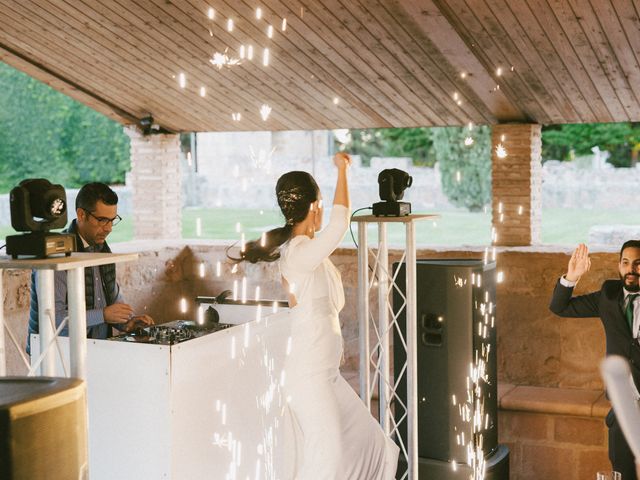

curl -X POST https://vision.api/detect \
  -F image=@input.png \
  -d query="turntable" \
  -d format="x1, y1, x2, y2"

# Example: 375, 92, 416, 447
109, 320, 232, 345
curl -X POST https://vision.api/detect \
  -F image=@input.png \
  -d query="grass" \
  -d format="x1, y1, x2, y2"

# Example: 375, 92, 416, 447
0, 208, 636, 249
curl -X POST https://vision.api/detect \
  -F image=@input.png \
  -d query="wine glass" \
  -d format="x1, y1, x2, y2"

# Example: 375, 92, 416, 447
596, 471, 621, 480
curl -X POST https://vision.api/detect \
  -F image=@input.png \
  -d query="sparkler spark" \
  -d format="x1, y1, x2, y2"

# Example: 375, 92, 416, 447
260, 104, 272, 121
495, 143, 507, 159
207, 7, 215, 20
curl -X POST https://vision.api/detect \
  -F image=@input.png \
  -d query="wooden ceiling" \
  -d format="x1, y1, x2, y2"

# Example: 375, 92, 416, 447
1, 1, 639, 132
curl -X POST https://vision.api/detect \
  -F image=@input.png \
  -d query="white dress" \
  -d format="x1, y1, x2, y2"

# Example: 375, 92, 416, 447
279, 204, 399, 480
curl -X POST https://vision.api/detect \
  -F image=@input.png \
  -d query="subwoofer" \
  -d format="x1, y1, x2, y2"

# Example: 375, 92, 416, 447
0, 377, 88, 480
393, 259, 508, 479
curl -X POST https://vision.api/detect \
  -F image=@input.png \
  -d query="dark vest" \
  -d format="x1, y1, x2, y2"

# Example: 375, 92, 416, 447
27, 220, 117, 353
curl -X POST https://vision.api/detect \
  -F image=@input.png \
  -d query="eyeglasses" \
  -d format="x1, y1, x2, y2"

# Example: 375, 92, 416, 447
83, 208, 122, 227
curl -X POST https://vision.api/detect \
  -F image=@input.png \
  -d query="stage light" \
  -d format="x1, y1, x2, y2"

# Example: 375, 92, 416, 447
372, 168, 413, 216
5, 178, 76, 258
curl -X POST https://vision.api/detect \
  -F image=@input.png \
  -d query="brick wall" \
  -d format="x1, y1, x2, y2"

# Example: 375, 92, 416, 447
126, 128, 181, 240
492, 124, 542, 246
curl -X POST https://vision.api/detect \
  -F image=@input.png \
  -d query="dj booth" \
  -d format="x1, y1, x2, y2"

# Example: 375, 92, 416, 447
31, 300, 291, 480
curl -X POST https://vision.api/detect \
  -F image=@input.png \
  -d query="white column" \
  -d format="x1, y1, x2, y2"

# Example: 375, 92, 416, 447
377, 222, 390, 434
36, 270, 56, 376
67, 267, 87, 379
357, 222, 370, 407
405, 220, 418, 479
0, 270, 5, 376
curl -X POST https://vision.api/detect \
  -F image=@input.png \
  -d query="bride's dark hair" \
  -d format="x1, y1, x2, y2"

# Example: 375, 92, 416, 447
229, 171, 319, 263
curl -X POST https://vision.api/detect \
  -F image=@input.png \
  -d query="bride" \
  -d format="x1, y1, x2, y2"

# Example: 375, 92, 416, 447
236, 153, 398, 479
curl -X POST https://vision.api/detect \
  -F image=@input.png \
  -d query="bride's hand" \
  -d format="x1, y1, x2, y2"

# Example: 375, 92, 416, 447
333, 152, 352, 169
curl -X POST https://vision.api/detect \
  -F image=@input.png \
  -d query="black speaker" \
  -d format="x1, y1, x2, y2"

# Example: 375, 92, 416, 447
0, 377, 88, 480
392, 259, 508, 479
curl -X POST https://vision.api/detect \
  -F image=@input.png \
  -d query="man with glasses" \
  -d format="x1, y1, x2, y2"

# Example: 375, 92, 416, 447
27, 182, 153, 354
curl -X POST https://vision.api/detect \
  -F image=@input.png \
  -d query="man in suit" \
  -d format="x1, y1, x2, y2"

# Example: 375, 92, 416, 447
27, 182, 153, 354
550, 240, 640, 479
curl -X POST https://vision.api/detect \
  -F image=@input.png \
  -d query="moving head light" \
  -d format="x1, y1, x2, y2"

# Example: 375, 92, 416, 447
5, 179, 76, 258
372, 168, 413, 216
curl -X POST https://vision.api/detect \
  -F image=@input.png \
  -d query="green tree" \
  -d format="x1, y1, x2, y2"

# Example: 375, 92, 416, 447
342, 127, 436, 166
432, 126, 491, 212
0, 62, 130, 192
541, 122, 636, 166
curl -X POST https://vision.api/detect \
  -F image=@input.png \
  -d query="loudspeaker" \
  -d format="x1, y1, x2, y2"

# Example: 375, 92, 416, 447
393, 259, 508, 478
0, 377, 88, 480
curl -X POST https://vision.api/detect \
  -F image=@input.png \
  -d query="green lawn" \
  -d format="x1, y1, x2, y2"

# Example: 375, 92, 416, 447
1, 208, 636, 248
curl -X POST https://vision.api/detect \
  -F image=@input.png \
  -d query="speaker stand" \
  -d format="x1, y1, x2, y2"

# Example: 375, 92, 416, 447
351, 213, 438, 480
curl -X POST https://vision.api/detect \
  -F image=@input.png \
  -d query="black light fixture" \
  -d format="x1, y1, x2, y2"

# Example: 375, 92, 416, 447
372, 168, 413, 216
5, 179, 76, 258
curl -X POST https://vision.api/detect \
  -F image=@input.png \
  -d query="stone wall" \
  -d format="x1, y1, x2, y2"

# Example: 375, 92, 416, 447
2, 242, 620, 477
4, 242, 618, 388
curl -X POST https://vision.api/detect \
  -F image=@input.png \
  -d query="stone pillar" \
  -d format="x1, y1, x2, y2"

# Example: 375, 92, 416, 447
126, 128, 181, 240
491, 124, 542, 246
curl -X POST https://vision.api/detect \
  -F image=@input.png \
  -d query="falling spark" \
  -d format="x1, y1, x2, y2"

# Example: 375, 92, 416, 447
197, 305, 204, 325
464, 136, 474, 146
453, 92, 459, 101
178, 72, 186, 88
499, 213, 504, 223
256, 7, 262, 19
216, 261, 221, 277
247, 45, 254, 60
196, 217, 202, 237
457, 99, 462, 106
227, 18, 234, 31
456, 170, 461, 182
263, 48, 270, 66
518, 205, 523, 215
333, 97, 340, 106
200, 86, 206, 97
460, 72, 467, 79
240, 233, 246, 253
180, 297, 187, 314
500, 134, 506, 142
241, 276, 247, 303
498, 202, 503, 214
273, 301, 279, 313
281, 18, 287, 31
267, 25, 274, 38
187, 151, 192, 166
497, 271, 504, 283
210, 49, 241, 69
239, 45, 246, 59
496, 143, 507, 158
496, 67, 503, 76
452, 460, 458, 472
232, 112, 242, 121
260, 104, 272, 121
207, 7, 215, 19
260, 232, 267, 247
199, 262, 205, 278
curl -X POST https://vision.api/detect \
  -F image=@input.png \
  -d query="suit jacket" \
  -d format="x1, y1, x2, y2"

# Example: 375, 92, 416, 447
549, 279, 640, 391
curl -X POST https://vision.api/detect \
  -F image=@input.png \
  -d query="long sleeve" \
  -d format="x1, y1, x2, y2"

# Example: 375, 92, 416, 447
54, 271, 121, 332
549, 278, 601, 318
285, 205, 350, 272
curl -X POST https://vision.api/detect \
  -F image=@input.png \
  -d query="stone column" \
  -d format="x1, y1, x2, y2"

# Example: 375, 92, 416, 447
125, 128, 182, 240
491, 124, 542, 246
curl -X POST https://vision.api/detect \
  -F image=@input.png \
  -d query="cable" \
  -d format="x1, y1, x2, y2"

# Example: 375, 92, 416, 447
0, 244, 5, 250
349, 207, 373, 249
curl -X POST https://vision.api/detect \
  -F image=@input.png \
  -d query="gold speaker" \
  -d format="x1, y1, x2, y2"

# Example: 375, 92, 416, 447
0, 377, 88, 480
